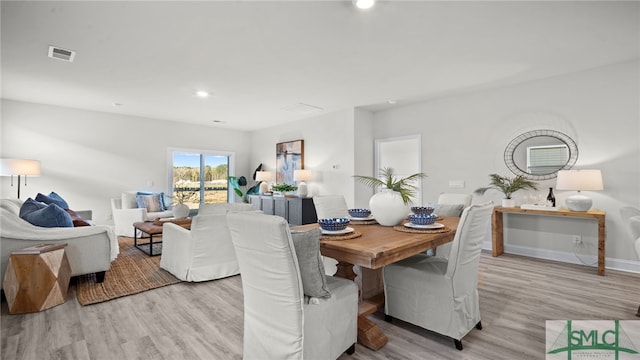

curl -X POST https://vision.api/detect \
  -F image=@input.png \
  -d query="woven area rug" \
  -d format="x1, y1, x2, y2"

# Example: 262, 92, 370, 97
76, 237, 180, 305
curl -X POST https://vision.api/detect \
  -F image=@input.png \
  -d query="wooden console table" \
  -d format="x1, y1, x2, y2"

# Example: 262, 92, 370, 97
492, 206, 606, 275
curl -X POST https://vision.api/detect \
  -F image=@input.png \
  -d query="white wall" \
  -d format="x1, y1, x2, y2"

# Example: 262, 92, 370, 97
0, 99, 252, 225
248, 108, 364, 207
371, 60, 640, 267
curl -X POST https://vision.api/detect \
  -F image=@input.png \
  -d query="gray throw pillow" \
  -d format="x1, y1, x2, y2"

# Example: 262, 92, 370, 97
290, 227, 331, 299
437, 204, 465, 217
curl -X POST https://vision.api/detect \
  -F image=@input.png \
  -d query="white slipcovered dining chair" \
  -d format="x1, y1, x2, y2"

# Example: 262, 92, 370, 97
431, 192, 473, 257
312, 195, 350, 219
312, 195, 349, 275
227, 212, 358, 360
383, 202, 493, 350
620, 206, 640, 317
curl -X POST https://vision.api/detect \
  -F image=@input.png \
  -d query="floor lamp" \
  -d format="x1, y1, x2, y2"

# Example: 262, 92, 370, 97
0, 159, 41, 199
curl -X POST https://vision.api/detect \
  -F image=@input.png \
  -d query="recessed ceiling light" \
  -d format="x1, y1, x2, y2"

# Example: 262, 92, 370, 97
388, 99, 398, 105
354, 0, 375, 10
112, 102, 123, 107
196, 91, 210, 98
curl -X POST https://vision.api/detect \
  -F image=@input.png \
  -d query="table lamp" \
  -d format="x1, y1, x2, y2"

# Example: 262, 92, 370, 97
294, 169, 312, 198
255, 171, 272, 195
555, 169, 603, 211
0, 159, 41, 199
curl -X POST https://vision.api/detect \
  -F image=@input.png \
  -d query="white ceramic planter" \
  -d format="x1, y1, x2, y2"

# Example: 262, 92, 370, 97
501, 198, 516, 207
173, 203, 190, 219
369, 189, 409, 226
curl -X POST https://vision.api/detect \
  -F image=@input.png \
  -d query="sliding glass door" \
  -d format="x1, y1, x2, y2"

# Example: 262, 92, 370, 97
170, 149, 233, 209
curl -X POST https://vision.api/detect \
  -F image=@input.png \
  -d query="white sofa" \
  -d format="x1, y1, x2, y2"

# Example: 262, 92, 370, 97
160, 203, 254, 281
111, 192, 174, 237
1, 198, 119, 283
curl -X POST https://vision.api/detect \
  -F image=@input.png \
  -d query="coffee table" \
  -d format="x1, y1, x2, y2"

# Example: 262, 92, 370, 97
133, 218, 191, 256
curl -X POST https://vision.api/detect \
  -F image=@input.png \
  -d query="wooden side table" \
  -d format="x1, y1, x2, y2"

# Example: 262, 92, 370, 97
3, 243, 71, 314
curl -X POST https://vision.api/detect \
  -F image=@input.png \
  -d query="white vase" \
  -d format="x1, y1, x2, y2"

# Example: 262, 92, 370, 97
369, 189, 409, 226
173, 203, 190, 219
501, 198, 516, 207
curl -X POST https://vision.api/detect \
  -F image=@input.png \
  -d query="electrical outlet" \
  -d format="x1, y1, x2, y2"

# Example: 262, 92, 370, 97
572, 235, 582, 244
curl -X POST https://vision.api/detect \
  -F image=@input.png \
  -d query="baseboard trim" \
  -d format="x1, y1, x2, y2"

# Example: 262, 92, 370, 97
482, 241, 640, 274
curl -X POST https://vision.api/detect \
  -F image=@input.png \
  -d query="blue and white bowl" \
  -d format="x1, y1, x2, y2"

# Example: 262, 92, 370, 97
411, 206, 436, 215
318, 218, 350, 231
408, 213, 437, 226
348, 208, 371, 218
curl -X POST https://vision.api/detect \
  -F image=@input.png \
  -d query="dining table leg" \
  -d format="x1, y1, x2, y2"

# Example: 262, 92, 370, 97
334, 260, 388, 350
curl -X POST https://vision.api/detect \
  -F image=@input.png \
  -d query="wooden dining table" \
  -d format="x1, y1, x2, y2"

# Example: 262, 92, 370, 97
294, 216, 460, 351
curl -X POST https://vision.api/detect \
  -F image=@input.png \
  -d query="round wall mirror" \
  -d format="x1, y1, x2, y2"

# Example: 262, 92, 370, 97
504, 129, 578, 180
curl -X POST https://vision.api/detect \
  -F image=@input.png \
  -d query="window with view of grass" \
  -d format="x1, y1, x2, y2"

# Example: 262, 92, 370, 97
169, 149, 233, 210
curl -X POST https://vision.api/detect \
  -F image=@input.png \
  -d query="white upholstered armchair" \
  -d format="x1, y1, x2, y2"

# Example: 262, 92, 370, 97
110, 192, 173, 237
227, 212, 358, 359
383, 202, 493, 350
159, 202, 255, 281
160, 213, 240, 282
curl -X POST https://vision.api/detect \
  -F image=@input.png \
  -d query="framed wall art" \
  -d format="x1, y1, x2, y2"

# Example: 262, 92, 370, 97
276, 140, 304, 184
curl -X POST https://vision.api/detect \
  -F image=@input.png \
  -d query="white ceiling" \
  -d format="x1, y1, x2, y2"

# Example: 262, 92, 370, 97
2, 1, 639, 131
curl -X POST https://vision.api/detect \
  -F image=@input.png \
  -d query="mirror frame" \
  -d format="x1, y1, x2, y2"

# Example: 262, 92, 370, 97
504, 129, 578, 180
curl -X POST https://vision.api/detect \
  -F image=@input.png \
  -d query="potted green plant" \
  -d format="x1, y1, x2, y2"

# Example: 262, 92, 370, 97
353, 167, 426, 226
474, 173, 538, 207
229, 164, 264, 203
271, 183, 298, 197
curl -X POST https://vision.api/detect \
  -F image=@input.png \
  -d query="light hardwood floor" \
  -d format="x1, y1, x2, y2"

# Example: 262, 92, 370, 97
2, 251, 639, 360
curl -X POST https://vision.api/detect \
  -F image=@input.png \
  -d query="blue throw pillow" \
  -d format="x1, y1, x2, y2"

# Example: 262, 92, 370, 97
35, 192, 69, 209
137, 191, 167, 211
48, 192, 69, 209
22, 203, 73, 228
19, 198, 48, 218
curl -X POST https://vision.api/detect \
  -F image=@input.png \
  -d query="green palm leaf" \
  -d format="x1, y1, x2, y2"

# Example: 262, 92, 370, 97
353, 167, 426, 205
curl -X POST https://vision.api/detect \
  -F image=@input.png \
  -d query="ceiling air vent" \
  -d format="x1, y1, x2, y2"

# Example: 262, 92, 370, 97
48, 45, 76, 62
281, 103, 323, 114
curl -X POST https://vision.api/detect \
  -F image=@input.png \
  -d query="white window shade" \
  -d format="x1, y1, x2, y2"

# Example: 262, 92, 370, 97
527, 145, 569, 175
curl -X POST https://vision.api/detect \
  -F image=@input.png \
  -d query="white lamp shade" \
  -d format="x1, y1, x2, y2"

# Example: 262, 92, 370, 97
556, 169, 603, 191
556, 169, 603, 211
293, 169, 312, 182
0, 159, 41, 176
255, 171, 272, 182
